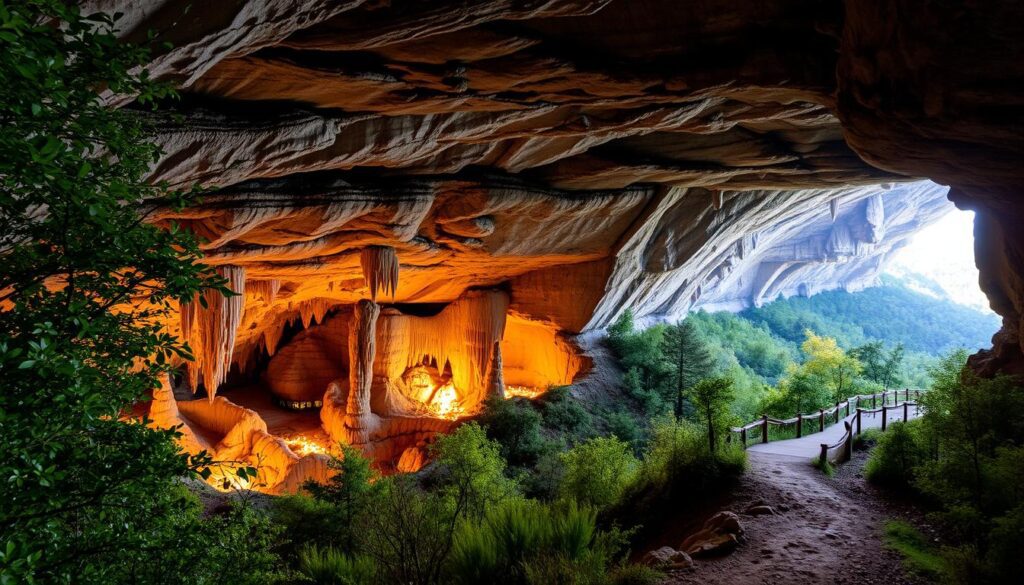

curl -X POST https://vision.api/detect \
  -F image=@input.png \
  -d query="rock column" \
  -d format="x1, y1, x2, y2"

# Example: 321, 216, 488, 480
346, 299, 380, 417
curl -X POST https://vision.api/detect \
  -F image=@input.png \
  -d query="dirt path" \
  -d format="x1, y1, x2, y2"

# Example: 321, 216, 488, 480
659, 450, 925, 585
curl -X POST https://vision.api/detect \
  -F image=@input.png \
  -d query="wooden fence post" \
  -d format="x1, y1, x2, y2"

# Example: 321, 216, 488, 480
835, 401, 841, 423
761, 415, 769, 444
796, 414, 803, 438
903, 402, 909, 422
819, 444, 828, 467
882, 406, 887, 431
741, 428, 747, 447
856, 408, 862, 435
873, 393, 877, 409
819, 408, 825, 432
844, 422, 853, 462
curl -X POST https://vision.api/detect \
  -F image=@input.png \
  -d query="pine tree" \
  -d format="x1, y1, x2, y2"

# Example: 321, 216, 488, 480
661, 319, 715, 418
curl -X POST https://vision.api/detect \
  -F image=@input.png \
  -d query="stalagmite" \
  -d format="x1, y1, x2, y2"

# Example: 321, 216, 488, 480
360, 245, 399, 301
346, 299, 380, 417
485, 340, 505, 399
180, 265, 245, 399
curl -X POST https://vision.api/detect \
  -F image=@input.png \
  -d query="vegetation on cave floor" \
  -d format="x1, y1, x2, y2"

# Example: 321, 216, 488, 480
859, 351, 1024, 584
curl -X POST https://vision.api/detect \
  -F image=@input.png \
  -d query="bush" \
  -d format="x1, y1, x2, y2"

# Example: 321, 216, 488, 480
610, 417, 745, 537
864, 420, 928, 489
272, 494, 347, 559
607, 564, 663, 585
542, 388, 595, 440
480, 396, 545, 467
430, 422, 520, 518
298, 545, 376, 585
357, 476, 457, 585
559, 437, 639, 510
447, 499, 632, 585
604, 410, 645, 453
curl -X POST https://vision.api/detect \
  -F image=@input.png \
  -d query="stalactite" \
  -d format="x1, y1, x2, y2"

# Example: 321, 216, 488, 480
711, 190, 724, 211
263, 315, 286, 357
180, 265, 245, 399
360, 245, 399, 301
829, 198, 840, 222
249, 279, 281, 304
347, 299, 380, 417
300, 302, 314, 329
403, 290, 509, 397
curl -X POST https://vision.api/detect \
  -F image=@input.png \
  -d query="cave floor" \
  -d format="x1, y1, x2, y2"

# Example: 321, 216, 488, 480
658, 449, 932, 585
219, 385, 334, 452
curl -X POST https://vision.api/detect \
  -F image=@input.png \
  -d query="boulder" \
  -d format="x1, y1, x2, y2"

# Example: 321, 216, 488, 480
680, 511, 745, 557
745, 504, 777, 516
641, 546, 694, 569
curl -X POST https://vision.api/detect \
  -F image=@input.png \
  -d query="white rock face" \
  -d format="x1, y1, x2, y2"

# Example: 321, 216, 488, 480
587, 181, 950, 328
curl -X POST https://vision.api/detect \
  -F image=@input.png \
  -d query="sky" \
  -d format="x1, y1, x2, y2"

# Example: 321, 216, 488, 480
886, 208, 993, 313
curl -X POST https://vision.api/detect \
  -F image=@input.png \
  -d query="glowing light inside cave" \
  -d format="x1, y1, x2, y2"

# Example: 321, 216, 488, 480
429, 382, 464, 419
504, 385, 545, 399
205, 463, 255, 493
285, 436, 331, 457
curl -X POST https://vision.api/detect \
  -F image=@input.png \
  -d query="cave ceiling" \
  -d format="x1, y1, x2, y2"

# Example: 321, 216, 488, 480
85, 0, 1024, 371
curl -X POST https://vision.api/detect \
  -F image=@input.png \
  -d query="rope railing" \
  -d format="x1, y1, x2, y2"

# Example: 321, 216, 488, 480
727, 389, 925, 463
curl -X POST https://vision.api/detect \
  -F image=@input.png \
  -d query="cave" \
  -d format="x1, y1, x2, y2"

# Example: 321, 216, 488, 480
69, 0, 1022, 495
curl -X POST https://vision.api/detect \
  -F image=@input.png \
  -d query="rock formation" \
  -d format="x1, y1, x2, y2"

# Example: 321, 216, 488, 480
90, 0, 1021, 489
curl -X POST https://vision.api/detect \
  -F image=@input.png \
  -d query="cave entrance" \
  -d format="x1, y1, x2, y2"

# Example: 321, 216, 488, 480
886, 207, 990, 314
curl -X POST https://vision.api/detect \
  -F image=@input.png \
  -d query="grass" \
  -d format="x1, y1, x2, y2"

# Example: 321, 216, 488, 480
810, 457, 834, 476
853, 428, 881, 450
883, 520, 948, 581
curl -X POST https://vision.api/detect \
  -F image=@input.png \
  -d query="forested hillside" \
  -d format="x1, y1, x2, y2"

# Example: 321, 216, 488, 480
670, 279, 1001, 419
738, 276, 999, 354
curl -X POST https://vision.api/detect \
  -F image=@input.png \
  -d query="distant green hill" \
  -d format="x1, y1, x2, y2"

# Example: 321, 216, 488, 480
738, 279, 999, 355
687, 279, 999, 395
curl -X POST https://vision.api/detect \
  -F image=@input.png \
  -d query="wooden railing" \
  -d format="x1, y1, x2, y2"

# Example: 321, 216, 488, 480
727, 389, 925, 466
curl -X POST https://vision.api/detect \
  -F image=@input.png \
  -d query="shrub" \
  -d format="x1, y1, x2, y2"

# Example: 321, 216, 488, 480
607, 564, 663, 585
480, 396, 545, 467
272, 494, 346, 559
521, 449, 567, 501
447, 499, 631, 585
542, 388, 595, 440
357, 476, 457, 585
604, 410, 645, 453
559, 437, 639, 510
610, 417, 745, 537
298, 545, 376, 585
430, 422, 521, 518
864, 420, 927, 489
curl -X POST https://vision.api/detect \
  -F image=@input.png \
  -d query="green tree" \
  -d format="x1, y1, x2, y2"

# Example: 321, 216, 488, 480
305, 444, 377, 551
851, 341, 886, 384
559, 436, 639, 510
0, 2, 265, 583
881, 343, 906, 389
430, 422, 520, 519
661, 319, 715, 418
800, 331, 862, 402
689, 377, 735, 453
761, 367, 830, 417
